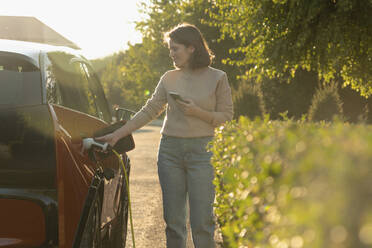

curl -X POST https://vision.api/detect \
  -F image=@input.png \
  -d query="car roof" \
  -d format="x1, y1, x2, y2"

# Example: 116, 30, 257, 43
0, 38, 82, 68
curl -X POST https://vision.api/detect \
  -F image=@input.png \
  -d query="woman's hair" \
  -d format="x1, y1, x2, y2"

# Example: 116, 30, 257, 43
164, 23, 214, 69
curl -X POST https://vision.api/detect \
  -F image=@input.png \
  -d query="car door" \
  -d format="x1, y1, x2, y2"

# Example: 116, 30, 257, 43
44, 51, 121, 248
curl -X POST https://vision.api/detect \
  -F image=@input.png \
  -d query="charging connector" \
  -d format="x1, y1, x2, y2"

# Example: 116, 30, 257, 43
82, 138, 109, 152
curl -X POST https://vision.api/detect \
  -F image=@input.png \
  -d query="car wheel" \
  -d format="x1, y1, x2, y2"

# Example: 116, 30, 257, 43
112, 185, 129, 247
80, 195, 102, 248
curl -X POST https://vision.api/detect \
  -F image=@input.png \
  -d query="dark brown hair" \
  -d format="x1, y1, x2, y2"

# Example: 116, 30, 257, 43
164, 23, 214, 69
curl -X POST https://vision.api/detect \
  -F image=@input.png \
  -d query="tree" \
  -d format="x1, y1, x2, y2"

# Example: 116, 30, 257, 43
208, 0, 372, 97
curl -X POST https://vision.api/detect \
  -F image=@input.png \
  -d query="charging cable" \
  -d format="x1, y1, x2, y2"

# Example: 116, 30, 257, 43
82, 138, 136, 248
112, 149, 135, 248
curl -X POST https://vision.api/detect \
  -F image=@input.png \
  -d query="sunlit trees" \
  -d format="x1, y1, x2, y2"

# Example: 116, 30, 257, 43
208, 0, 372, 97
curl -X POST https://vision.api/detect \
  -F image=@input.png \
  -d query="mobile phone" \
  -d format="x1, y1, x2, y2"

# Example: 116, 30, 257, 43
169, 92, 188, 103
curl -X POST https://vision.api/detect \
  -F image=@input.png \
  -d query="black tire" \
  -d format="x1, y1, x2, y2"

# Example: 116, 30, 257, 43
80, 195, 102, 248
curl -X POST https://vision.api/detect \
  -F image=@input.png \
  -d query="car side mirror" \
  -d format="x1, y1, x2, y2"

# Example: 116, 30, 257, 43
115, 107, 136, 122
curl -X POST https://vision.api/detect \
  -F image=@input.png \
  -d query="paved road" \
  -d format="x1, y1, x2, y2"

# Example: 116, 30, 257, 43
125, 121, 222, 248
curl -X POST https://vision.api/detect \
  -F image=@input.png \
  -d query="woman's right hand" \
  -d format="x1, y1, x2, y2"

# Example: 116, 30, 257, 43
95, 132, 120, 148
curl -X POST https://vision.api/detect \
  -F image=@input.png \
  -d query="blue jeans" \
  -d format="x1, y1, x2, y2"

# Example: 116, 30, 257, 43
157, 135, 215, 248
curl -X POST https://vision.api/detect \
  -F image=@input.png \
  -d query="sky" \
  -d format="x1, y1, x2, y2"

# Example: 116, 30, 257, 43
0, 0, 149, 59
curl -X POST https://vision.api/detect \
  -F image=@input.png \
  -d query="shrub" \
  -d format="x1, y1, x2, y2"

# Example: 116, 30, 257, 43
261, 70, 318, 120
210, 117, 372, 248
308, 82, 343, 122
233, 81, 266, 120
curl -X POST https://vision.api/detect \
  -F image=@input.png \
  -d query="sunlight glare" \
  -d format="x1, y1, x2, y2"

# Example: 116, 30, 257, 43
0, 0, 148, 59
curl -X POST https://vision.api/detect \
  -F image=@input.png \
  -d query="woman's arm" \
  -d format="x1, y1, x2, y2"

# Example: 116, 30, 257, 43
96, 75, 168, 146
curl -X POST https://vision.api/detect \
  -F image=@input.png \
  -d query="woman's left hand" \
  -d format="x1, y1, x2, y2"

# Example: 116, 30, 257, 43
177, 98, 200, 116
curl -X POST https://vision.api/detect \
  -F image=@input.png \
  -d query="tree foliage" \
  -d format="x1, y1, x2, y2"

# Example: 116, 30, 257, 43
208, 0, 372, 97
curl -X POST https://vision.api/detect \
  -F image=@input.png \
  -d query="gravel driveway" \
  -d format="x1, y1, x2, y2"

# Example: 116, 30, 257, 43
125, 121, 222, 248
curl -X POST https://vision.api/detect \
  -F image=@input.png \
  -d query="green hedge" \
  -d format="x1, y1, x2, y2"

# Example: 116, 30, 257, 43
210, 117, 372, 248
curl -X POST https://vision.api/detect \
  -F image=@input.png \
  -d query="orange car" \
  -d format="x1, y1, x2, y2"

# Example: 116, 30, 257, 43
0, 39, 133, 247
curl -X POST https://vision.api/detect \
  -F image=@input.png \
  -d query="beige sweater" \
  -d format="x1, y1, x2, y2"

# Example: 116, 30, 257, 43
124, 66, 233, 138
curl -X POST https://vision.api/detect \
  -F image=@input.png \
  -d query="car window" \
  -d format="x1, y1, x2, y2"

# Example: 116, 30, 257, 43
0, 54, 42, 106
82, 63, 111, 122
46, 52, 99, 118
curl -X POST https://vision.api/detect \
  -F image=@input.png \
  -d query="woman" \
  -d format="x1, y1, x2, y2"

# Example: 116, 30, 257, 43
97, 23, 233, 248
